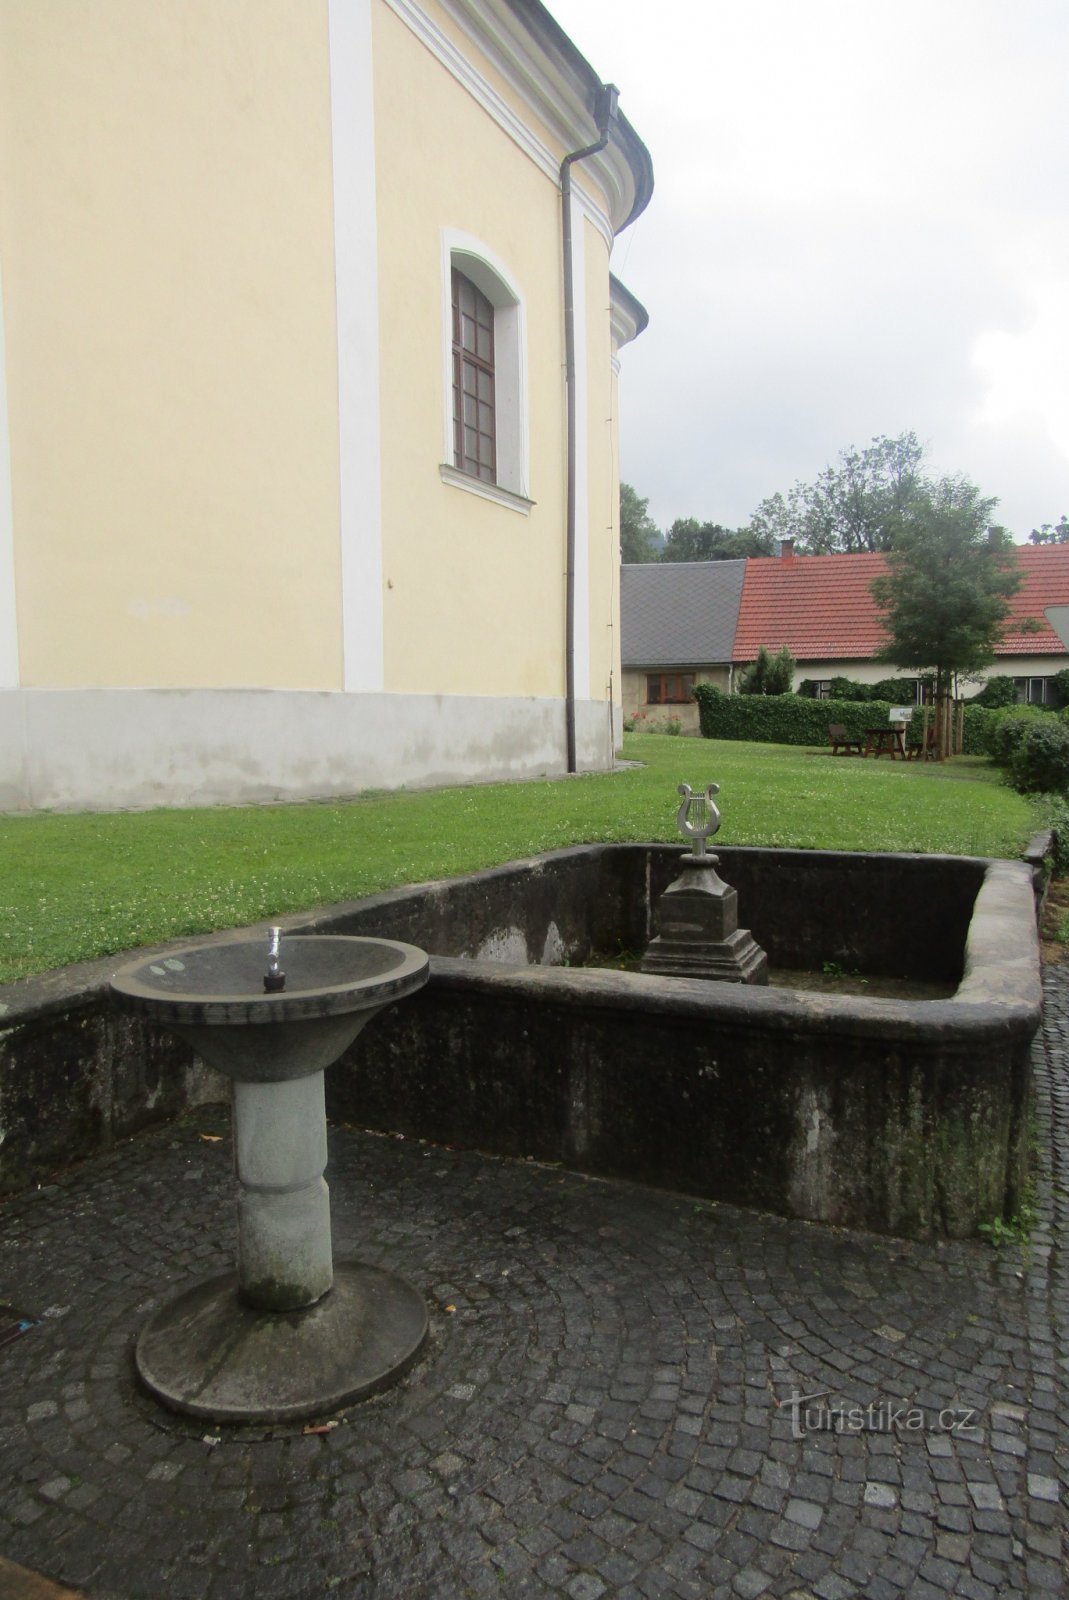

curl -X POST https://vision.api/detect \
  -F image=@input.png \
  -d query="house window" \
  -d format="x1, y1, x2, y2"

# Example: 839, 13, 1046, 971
1016, 676, 1054, 705
647, 673, 695, 705
452, 268, 496, 484
440, 235, 530, 510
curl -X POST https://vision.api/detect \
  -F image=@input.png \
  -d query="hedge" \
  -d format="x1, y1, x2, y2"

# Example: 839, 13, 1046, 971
694, 685, 996, 755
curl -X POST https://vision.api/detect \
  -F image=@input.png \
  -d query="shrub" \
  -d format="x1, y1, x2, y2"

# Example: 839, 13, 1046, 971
973, 675, 1019, 709
695, 687, 881, 745
1051, 668, 1069, 710
986, 704, 1047, 766
737, 645, 796, 696
870, 677, 918, 703
961, 704, 996, 755
1044, 796, 1069, 874
1009, 718, 1069, 794
826, 675, 874, 701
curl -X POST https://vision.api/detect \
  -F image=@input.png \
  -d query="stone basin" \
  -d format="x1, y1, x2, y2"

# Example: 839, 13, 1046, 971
110, 934, 428, 1081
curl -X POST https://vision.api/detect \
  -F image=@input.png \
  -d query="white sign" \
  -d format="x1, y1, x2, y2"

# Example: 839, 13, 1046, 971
889, 706, 914, 722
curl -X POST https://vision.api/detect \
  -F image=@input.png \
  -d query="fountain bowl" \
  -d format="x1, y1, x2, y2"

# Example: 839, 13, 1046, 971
111, 934, 429, 1081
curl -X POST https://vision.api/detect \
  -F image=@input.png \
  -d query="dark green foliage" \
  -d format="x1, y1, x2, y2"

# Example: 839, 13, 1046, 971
986, 705, 1047, 766
1009, 717, 1069, 794
973, 675, 1019, 709
620, 483, 661, 563
827, 675, 875, 701
737, 644, 796, 695
1028, 515, 1069, 545
871, 483, 1024, 698
1044, 796, 1069, 874
871, 676, 922, 703
1051, 669, 1069, 709
695, 688, 879, 745
748, 432, 927, 554
960, 705, 995, 755
695, 686, 994, 755
796, 679, 820, 699
660, 518, 773, 562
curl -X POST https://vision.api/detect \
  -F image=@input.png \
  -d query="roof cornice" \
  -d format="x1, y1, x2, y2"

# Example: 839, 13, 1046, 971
427, 0, 654, 234
610, 274, 649, 354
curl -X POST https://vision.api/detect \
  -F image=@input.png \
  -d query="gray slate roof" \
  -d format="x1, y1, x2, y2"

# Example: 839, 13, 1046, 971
621, 560, 744, 667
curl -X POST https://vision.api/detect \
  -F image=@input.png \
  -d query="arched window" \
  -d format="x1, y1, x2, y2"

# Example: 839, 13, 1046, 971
440, 235, 530, 511
452, 267, 496, 483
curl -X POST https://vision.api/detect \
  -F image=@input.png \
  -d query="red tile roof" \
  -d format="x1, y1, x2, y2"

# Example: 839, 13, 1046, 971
732, 544, 1069, 662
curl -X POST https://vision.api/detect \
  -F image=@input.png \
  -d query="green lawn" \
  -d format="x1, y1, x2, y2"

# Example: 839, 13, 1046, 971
0, 733, 1041, 985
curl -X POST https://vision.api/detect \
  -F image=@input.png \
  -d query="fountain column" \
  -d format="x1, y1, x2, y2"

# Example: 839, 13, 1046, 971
233, 1073, 333, 1310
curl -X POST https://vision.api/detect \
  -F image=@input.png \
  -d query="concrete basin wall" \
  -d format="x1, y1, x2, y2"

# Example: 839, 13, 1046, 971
0, 846, 1042, 1239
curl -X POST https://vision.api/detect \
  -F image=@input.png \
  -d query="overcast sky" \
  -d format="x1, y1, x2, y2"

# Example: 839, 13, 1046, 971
549, 0, 1069, 543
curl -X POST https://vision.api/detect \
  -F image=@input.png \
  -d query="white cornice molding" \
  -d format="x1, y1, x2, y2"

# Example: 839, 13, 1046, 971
610, 278, 648, 354
382, 0, 631, 248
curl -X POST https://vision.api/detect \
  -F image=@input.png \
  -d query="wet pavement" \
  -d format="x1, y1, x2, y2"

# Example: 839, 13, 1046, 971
0, 971, 1066, 1599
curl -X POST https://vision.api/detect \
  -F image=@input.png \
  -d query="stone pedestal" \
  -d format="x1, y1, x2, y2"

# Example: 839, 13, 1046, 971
642, 852, 767, 984
233, 1074, 333, 1311
109, 932, 432, 1423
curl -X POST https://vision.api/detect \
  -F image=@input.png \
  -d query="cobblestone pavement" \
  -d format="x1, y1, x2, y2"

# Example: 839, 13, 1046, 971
1, 975, 1067, 1600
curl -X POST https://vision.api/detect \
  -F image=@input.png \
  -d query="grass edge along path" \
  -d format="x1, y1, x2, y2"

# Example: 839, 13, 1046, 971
0, 734, 1041, 985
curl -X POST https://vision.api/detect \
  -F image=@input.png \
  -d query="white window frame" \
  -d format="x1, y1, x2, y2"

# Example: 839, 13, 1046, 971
440, 231, 532, 514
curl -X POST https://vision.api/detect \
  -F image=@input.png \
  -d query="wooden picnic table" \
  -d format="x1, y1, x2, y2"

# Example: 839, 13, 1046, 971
864, 726, 908, 759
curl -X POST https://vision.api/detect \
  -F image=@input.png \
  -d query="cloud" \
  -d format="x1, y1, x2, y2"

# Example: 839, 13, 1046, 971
552, 0, 1069, 537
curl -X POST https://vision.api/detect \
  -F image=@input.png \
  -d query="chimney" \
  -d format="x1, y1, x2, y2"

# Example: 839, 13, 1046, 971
777, 538, 795, 560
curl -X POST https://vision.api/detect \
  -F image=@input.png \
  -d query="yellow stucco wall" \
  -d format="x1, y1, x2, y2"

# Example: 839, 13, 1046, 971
374, 2, 572, 699
0, 0, 343, 689
1, 0, 628, 706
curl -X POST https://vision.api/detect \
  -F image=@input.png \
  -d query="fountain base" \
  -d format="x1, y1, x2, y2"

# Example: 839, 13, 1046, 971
641, 851, 768, 984
135, 1260, 428, 1423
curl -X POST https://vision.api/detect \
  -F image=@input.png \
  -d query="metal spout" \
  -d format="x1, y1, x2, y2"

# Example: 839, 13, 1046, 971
264, 926, 286, 993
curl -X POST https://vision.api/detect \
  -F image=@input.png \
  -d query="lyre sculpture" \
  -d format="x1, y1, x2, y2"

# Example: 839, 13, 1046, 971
641, 783, 767, 984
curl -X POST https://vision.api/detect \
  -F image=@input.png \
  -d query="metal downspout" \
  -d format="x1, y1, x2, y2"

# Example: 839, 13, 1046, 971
561, 84, 619, 774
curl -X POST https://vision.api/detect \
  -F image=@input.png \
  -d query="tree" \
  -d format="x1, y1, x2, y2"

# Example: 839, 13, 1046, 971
748, 432, 927, 554
660, 518, 773, 562
1028, 516, 1069, 545
737, 644, 796, 695
620, 483, 661, 562
869, 479, 1024, 705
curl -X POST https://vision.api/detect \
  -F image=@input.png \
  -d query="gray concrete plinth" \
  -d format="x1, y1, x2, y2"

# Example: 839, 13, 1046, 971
641, 852, 768, 984
135, 1261, 429, 1423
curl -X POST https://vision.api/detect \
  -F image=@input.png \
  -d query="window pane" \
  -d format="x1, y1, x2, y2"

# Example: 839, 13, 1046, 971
451, 268, 496, 482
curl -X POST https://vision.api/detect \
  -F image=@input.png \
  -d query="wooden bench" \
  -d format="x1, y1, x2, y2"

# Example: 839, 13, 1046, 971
828, 723, 864, 756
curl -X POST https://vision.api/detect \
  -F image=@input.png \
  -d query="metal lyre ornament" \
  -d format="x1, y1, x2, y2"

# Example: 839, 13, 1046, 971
675, 783, 721, 860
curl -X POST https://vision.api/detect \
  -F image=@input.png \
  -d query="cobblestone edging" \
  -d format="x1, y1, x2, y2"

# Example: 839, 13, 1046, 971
0, 971, 1065, 1597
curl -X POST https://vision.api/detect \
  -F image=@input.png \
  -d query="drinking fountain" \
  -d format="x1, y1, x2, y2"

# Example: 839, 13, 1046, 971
111, 928, 430, 1423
